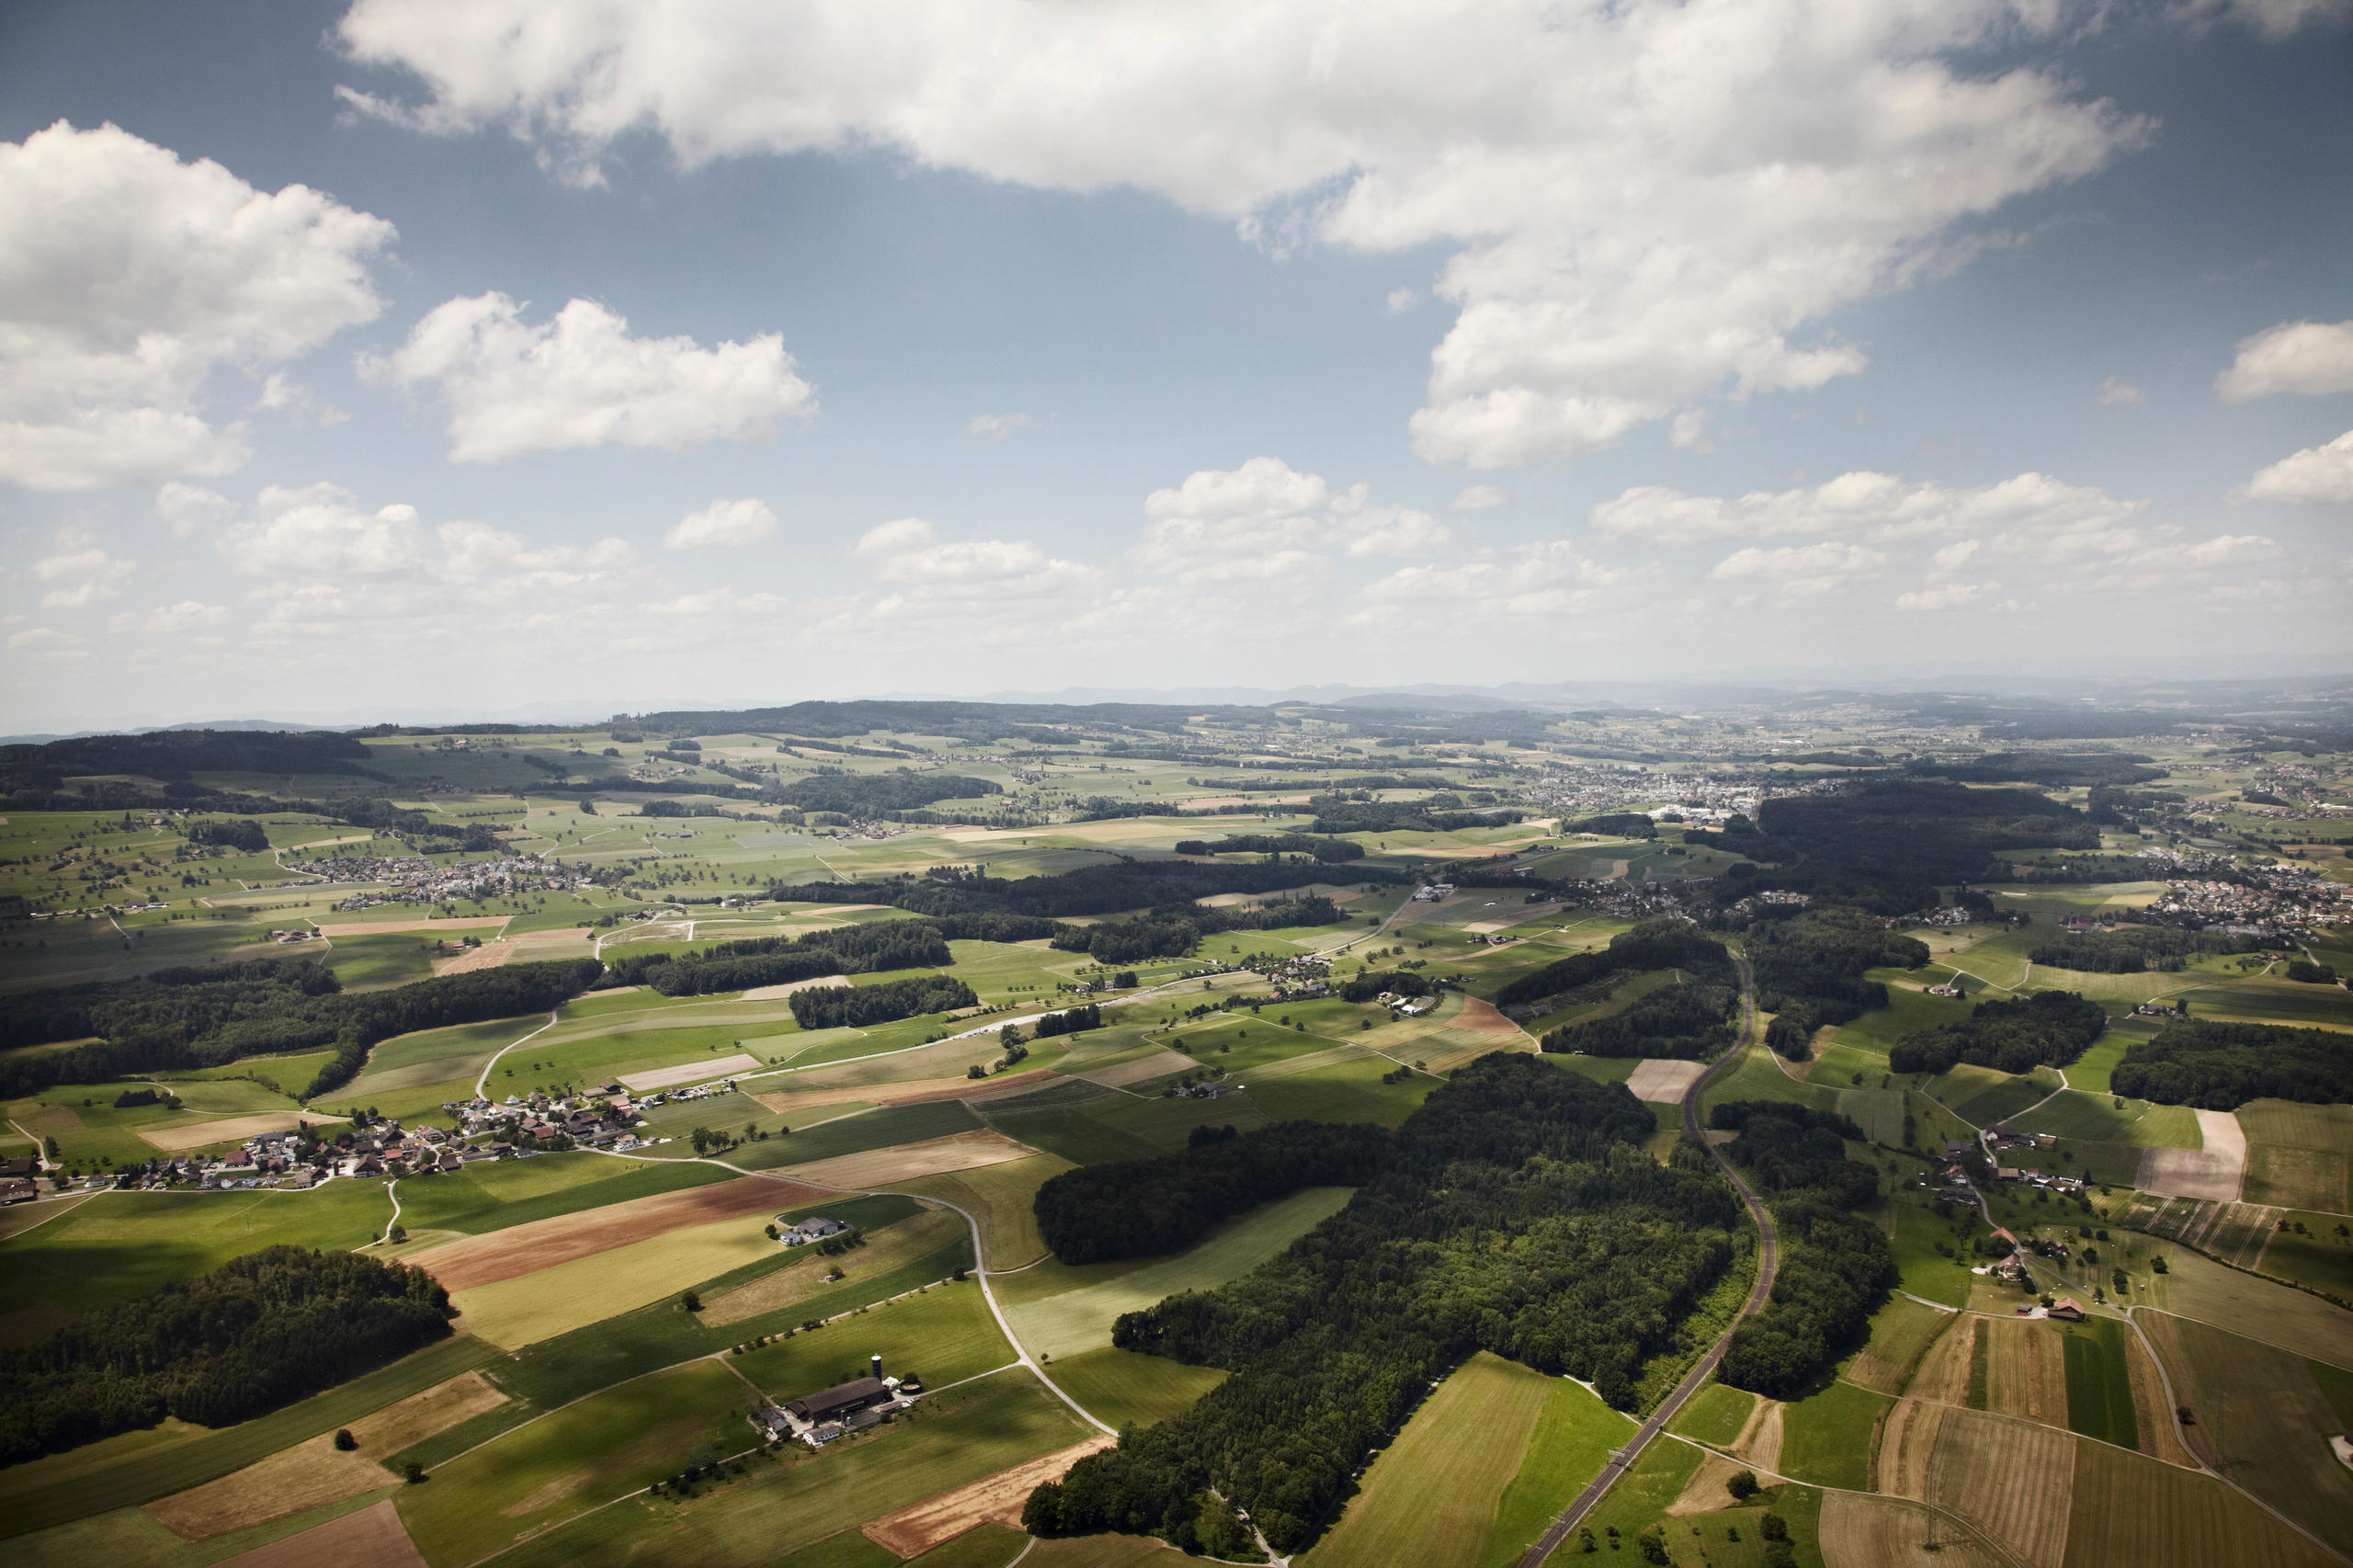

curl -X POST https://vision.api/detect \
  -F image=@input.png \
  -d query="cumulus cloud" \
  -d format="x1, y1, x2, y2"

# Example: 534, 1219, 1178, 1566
967, 412, 1042, 437
0, 120, 392, 489
1711, 540, 1887, 589
336, 1, 2145, 467
2215, 320, 2353, 402
1591, 471, 2142, 547
1452, 484, 1512, 510
2172, 0, 2353, 40
155, 482, 236, 539
146, 600, 227, 633
360, 292, 815, 462
30, 526, 134, 608
847, 516, 1095, 618
2095, 376, 2146, 405
1135, 457, 1444, 579
665, 497, 777, 551
2243, 429, 2353, 504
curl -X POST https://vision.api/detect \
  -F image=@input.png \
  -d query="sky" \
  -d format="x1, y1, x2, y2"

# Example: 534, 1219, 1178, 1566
1, 0, 2349, 732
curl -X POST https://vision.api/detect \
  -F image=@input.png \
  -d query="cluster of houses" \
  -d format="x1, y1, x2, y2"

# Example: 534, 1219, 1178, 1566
1411, 883, 1457, 903
438, 1087, 648, 1150
752, 1354, 926, 1447
306, 851, 599, 911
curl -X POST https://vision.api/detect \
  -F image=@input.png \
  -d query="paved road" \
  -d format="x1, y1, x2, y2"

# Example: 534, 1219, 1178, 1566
1517, 954, 1781, 1566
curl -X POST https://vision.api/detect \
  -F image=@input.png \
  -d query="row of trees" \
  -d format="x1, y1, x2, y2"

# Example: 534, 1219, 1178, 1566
1171, 833, 1366, 863
784, 973, 977, 1028
0, 1246, 453, 1466
1886, 990, 2109, 1076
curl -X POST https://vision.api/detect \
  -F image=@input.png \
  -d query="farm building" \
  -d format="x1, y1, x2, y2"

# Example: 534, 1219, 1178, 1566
780, 1215, 850, 1246
2049, 1299, 2086, 1322
785, 1376, 895, 1425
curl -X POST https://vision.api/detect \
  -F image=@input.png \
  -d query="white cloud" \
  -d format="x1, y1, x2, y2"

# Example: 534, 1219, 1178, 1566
1591, 471, 2142, 546
361, 292, 815, 462
30, 525, 134, 609
1452, 484, 1512, 510
665, 497, 777, 551
1670, 410, 1714, 452
224, 483, 429, 578
1385, 288, 1418, 313
847, 516, 1095, 618
2215, 320, 2353, 402
2172, 0, 2353, 40
967, 412, 1042, 437
146, 600, 227, 633
1357, 541, 1632, 619
155, 481, 235, 538
217, 483, 631, 595
1895, 581, 1995, 611
2094, 376, 2146, 405
1136, 457, 1445, 579
336, 1, 2145, 467
1710, 540, 1887, 588
2242, 430, 2353, 504
0, 120, 392, 489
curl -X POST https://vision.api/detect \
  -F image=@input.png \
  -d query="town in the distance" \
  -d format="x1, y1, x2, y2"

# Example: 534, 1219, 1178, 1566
3, 685, 2351, 1568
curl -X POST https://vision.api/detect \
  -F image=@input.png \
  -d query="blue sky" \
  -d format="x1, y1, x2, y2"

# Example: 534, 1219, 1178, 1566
1, 0, 2348, 730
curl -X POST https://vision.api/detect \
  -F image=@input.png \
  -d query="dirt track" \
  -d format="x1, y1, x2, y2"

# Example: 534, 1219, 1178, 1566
407, 1174, 821, 1291
620, 1052, 765, 1091
862, 1434, 1116, 1556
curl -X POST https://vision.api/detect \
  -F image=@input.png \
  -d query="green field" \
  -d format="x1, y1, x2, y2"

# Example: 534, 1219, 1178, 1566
1775, 1380, 1890, 1492
733, 1278, 1013, 1402
1668, 1382, 1758, 1447
477, 1374, 1093, 1568
1483, 1375, 1641, 1568
2153, 1314, 2353, 1555
0, 1183, 394, 1343
1048, 1346, 1229, 1432
393, 1153, 728, 1236
396, 1358, 752, 1565
1002, 1186, 1355, 1361
1305, 1352, 1555, 1568
1883, 1197, 1986, 1309
2061, 1315, 2139, 1449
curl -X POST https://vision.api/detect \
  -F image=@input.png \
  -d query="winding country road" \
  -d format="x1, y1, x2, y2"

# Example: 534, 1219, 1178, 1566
1517, 953, 1781, 1566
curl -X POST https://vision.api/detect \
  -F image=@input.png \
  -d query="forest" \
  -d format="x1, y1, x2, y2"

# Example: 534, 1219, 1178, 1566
1745, 905, 1927, 1059
2110, 1019, 2353, 1108
1708, 1102, 1894, 1398
785, 972, 978, 1028
603, 918, 955, 995
1885, 990, 2109, 1075
1050, 896, 1347, 963
773, 772, 1002, 814
1306, 801, 1528, 834
0, 1246, 453, 1466
771, 858, 1387, 920
1492, 916, 1732, 1011
1540, 979, 1738, 1059
1733, 782, 2097, 914
0, 958, 605, 1099
1024, 1057, 1741, 1553
2027, 924, 2261, 973
1032, 1120, 1393, 1264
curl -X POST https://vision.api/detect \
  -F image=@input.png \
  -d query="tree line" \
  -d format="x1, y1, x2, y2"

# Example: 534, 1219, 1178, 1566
1172, 833, 1366, 863
785, 973, 977, 1028
0, 1246, 453, 1466
2027, 924, 2261, 974
771, 858, 1394, 922
1886, 990, 2108, 1075
1023, 1056, 1741, 1554
1054, 896, 1347, 965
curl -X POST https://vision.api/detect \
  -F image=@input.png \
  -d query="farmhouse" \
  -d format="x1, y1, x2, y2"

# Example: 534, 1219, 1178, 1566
2048, 1299, 2086, 1322
781, 1215, 850, 1246
784, 1376, 895, 1425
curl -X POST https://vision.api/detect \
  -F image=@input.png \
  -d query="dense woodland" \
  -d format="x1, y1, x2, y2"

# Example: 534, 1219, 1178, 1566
1708, 1102, 1895, 1398
773, 772, 1002, 814
0, 958, 604, 1100
0, 1247, 453, 1466
772, 858, 1389, 921
1492, 917, 1733, 1012
2027, 924, 2261, 973
1540, 980, 1738, 1059
2111, 1019, 2353, 1108
1728, 782, 2098, 914
1305, 801, 1528, 834
1032, 1120, 1393, 1264
1886, 990, 2109, 1075
1173, 833, 1365, 862
1025, 1057, 1744, 1553
784, 972, 978, 1028
1745, 906, 1927, 1059
1052, 896, 1347, 964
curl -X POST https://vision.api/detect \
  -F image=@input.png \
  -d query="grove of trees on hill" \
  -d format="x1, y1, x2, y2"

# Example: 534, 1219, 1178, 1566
1887, 990, 2109, 1076
2111, 1019, 2353, 1108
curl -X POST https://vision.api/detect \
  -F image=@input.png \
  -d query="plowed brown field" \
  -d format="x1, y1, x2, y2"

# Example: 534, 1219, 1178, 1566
407, 1174, 820, 1291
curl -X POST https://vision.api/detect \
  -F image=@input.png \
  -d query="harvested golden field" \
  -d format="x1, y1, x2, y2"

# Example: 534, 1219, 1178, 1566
317, 917, 506, 937
139, 1111, 322, 1153
2143, 1246, 2353, 1369
1983, 1317, 2071, 1426
2123, 1331, 2196, 1470
778, 1129, 1038, 1187
1819, 1491, 2004, 1568
407, 1174, 817, 1292
894, 1153, 1074, 1269
2063, 1436, 2336, 1568
347, 1370, 508, 1456
616, 1052, 764, 1091
1908, 1314, 1978, 1406
143, 1433, 391, 1540
1733, 1398, 1784, 1474
1927, 1408, 2075, 1568
1667, 1452, 1753, 1516
1073, 1049, 1198, 1088
1847, 1297, 1959, 1395
862, 1435, 1117, 1557
752, 1067, 1057, 1115
1873, 1397, 1947, 1500
211, 1499, 426, 1568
